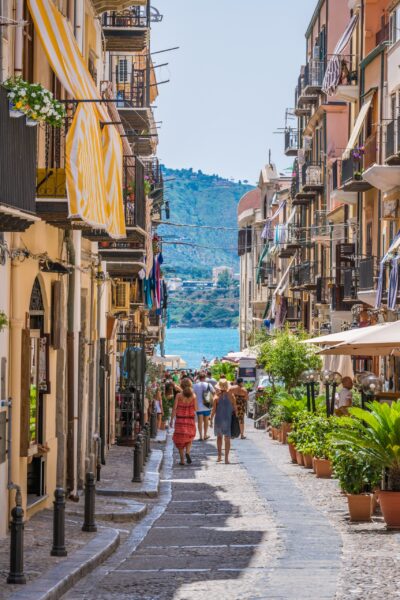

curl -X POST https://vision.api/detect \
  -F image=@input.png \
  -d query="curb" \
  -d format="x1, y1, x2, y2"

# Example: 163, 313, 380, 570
67, 501, 148, 523
96, 449, 163, 499
9, 528, 120, 600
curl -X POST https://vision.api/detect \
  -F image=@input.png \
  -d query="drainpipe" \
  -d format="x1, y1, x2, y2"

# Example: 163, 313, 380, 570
98, 261, 107, 465
14, 0, 23, 75
7, 398, 22, 503
74, 0, 83, 52
145, 0, 150, 106
66, 230, 80, 498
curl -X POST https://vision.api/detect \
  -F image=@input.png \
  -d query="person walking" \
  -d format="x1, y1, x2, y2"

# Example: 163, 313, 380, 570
152, 383, 164, 430
171, 378, 198, 465
230, 377, 249, 439
210, 379, 237, 464
193, 372, 215, 441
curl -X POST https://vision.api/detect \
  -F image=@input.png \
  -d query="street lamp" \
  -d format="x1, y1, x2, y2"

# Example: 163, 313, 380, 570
361, 373, 383, 409
301, 369, 320, 412
320, 370, 342, 416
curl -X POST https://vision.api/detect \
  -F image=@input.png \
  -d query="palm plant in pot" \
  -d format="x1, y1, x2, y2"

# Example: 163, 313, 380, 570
331, 443, 381, 522
333, 401, 400, 528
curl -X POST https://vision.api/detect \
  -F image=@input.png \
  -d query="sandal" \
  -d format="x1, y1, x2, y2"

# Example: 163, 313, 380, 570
179, 460, 185, 465
186, 453, 192, 464
204, 435, 210, 440
217, 456, 222, 462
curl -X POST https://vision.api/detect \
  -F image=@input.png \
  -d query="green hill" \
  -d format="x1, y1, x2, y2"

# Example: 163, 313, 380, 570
159, 167, 254, 280
159, 167, 253, 328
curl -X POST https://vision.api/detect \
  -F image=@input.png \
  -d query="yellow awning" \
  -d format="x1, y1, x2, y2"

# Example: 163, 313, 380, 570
91, 0, 146, 13
28, 0, 126, 238
342, 92, 374, 160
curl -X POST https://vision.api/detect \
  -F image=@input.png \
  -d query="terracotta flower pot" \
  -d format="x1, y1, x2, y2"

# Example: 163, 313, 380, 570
281, 422, 291, 445
296, 450, 304, 466
313, 457, 332, 479
288, 443, 297, 463
379, 491, 400, 528
347, 494, 372, 522
278, 429, 283, 443
268, 429, 273, 438
303, 454, 313, 469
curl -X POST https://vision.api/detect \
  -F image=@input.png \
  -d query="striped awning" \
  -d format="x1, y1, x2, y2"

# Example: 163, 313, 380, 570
28, 0, 126, 238
91, 0, 146, 14
322, 14, 359, 96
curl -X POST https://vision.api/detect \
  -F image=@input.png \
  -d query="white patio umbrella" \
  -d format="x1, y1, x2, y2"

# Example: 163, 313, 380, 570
304, 323, 387, 345
319, 320, 400, 356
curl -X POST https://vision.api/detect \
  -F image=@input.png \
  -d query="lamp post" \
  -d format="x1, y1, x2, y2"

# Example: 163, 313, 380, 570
360, 373, 382, 409
321, 370, 334, 417
301, 370, 320, 412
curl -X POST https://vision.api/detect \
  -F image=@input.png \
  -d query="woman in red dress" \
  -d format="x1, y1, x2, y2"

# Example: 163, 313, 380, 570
171, 378, 198, 465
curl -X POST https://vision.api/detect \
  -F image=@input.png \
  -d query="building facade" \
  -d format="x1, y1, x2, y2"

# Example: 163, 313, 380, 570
0, 0, 166, 537
239, 0, 400, 388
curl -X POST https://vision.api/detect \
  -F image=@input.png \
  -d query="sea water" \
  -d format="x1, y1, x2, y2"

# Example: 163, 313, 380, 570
163, 327, 239, 369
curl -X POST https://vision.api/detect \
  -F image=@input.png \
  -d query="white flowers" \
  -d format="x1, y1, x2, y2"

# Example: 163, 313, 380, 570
4, 76, 66, 127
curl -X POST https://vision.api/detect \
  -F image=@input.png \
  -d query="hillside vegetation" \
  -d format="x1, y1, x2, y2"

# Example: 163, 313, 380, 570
160, 168, 253, 328
159, 167, 253, 280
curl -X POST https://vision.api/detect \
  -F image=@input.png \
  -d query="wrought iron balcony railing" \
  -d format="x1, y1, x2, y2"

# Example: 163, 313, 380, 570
109, 54, 149, 108
102, 7, 148, 28
385, 117, 400, 163
376, 22, 390, 46
284, 128, 298, 156
359, 256, 377, 291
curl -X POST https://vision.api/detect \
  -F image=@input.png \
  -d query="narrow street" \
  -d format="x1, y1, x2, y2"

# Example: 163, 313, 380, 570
62, 425, 347, 600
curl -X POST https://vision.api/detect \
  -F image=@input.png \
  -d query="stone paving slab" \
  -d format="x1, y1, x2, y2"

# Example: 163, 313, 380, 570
96, 447, 163, 498
9, 528, 120, 600
154, 429, 167, 443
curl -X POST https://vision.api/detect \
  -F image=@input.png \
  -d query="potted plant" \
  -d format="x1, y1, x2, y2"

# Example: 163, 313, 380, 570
333, 401, 400, 528
331, 445, 381, 522
0, 311, 7, 332
3, 77, 66, 126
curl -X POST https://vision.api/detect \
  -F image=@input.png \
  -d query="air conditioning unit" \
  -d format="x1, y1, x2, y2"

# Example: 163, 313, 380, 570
111, 282, 130, 314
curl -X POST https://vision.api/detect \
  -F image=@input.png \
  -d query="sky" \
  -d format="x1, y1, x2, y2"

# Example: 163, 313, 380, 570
151, 0, 317, 184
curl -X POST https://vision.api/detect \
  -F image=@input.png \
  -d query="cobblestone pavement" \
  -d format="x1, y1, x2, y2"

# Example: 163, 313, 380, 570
63, 423, 356, 600
0, 506, 97, 599
250, 429, 400, 599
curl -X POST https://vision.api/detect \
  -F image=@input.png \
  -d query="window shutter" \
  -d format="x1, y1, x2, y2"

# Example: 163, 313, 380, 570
20, 328, 31, 457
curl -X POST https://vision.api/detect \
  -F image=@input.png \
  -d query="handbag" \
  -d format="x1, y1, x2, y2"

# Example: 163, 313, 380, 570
231, 413, 240, 439
202, 384, 213, 408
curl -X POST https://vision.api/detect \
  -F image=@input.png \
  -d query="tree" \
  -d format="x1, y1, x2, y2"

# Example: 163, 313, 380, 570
210, 362, 236, 382
258, 328, 322, 392
217, 270, 233, 289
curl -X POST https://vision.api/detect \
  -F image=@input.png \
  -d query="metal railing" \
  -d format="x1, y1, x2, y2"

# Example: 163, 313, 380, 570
359, 257, 376, 291
385, 118, 400, 160
109, 55, 149, 108
286, 300, 301, 321
123, 156, 146, 230
376, 22, 390, 46
0, 87, 37, 213
36, 113, 73, 198
304, 60, 325, 89
343, 268, 356, 300
102, 7, 148, 28
311, 211, 329, 238
341, 157, 359, 184
290, 261, 318, 287
332, 159, 341, 190
316, 277, 330, 304
284, 128, 298, 154
302, 161, 324, 187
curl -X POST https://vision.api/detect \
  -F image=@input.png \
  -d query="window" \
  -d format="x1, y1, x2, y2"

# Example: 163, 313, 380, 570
390, 7, 400, 45
366, 222, 373, 256
118, 58, 128, 83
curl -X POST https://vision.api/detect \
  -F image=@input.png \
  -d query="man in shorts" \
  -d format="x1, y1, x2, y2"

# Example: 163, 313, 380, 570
193, 372, 215, 441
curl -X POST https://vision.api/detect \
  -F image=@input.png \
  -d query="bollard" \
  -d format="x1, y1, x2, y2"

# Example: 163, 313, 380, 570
7, 490, 26, 584
96, 461, 101, 482
142, 427, 149, 463
82, 473, 97, 532
51, 488, 67, 557
145, 424, 151, 458
132, 439, 142, 482
150, 410, 157, 439
137, 434, 144, 473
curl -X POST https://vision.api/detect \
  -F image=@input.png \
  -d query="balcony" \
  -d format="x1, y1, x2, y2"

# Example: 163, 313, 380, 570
142, 157, 164, 204
286, 299, 302, 321
376, 22, 390, 46
342, 268, 357, 301
385, 118, 400, 165
109, 54, 152, 132
331, 284, 349, 312
330, 54, 358, 103
359, 257, 376, 291
102, 7, 149, 52
303, 60, 325, 95
311, 211, 329, 240
290, 261, 318, 290
84, 156, 147, 244
295, 67, 319, 109
284, 128, 298, 156
302, 162, 324, 193
341, 157, 372, 192
98, 240, 146, 277
316, 277, 330, 305
0, 88, 39, 231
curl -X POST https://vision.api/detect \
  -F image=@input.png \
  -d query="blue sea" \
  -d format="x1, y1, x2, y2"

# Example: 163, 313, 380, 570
163, 328, 239, 369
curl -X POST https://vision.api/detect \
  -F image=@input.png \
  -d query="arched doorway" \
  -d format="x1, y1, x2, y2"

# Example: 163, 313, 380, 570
27, 278, 47, 503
